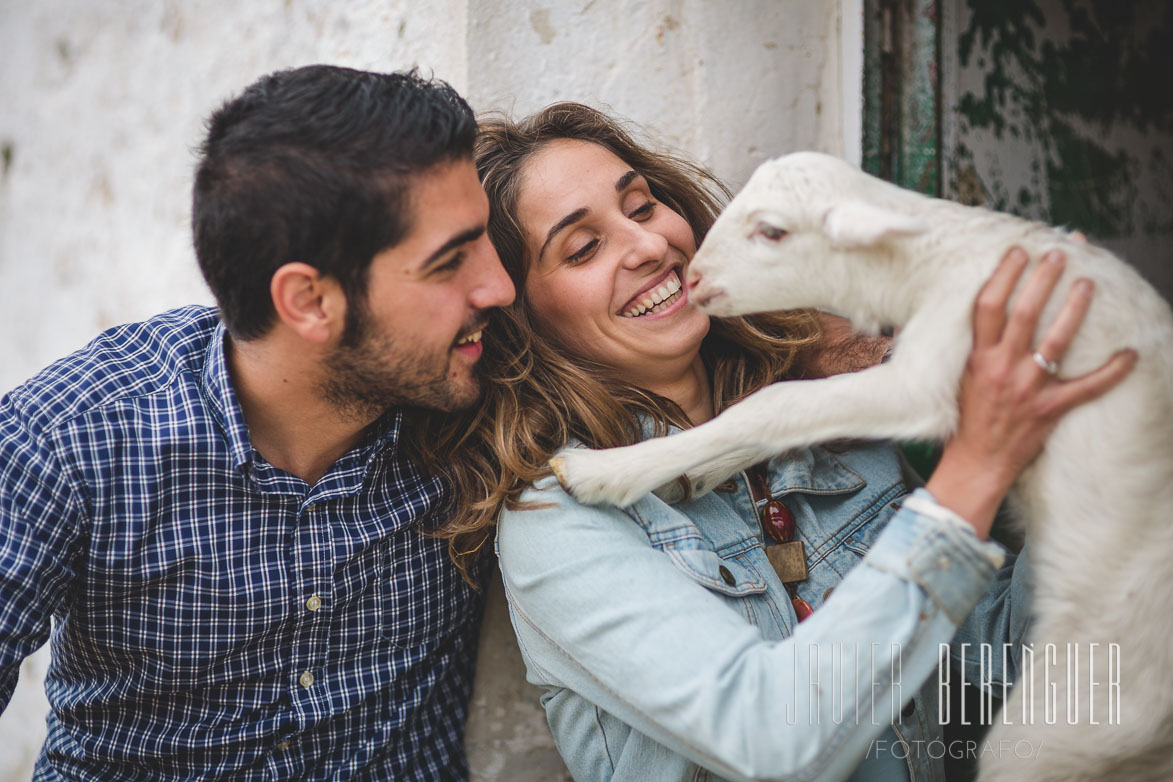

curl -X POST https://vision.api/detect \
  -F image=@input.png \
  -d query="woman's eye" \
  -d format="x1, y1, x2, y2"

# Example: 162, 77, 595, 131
756, 223, 788, 241
629, 201, 657, 220
566, 238, 599, 264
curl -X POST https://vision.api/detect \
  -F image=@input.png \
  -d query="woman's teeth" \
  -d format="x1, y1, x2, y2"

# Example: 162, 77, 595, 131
621, 273, 683, 318
456, 330, 482, 345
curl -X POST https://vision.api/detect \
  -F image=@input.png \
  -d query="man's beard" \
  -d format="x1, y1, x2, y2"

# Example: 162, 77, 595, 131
320, 303, 482, 422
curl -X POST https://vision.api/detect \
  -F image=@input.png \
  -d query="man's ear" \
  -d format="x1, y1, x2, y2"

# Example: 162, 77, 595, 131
821, 202, 927, 248
270, 262, 344, 344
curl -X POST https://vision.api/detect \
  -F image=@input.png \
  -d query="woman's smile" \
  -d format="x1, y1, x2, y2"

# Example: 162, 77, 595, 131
516, 139, 711, 391
619, 266, 687, 318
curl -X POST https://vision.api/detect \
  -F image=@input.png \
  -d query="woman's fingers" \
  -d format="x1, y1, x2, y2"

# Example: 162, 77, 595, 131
1046, 349, 1138, 417
973, 247, 1030, 348
1033, 278, 1095, 375
1002, 250, 1067, 353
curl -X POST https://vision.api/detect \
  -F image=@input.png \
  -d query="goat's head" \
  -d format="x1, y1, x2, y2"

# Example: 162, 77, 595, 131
686, 152, 928, 324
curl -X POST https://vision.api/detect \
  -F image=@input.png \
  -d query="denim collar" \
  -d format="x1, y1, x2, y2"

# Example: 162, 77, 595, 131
644, 415, 865, 498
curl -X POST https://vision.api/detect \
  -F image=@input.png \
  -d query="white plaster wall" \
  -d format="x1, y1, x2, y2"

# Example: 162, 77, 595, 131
0, 1, 859, 778
468, 0, 853, 191
0, 0, 467, 394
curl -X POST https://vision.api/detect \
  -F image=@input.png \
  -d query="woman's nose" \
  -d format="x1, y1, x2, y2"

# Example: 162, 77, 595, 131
619, 223, 669, 270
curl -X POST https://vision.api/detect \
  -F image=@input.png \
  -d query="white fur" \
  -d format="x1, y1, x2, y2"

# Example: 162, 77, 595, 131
548, 152, 1173, 780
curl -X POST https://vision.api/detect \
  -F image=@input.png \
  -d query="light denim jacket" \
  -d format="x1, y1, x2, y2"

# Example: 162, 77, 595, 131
496, 440, 1031, 781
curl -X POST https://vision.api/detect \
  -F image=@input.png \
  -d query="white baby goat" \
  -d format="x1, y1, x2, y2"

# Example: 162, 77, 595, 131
549, 152, 1173, 781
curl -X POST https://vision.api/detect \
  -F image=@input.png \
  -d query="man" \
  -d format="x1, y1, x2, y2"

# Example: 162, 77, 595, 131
0, 65, 514, 780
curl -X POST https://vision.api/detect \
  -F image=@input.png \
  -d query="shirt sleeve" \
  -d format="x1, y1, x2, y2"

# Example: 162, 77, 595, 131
497, 483, 1002, 782
0, 394, 83, 712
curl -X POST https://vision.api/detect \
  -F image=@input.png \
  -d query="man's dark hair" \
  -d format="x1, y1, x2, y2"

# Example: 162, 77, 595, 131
193, 65, 477, 339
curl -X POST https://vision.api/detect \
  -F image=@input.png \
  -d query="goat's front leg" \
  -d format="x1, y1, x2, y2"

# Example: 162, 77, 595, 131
550, 362, 959, 507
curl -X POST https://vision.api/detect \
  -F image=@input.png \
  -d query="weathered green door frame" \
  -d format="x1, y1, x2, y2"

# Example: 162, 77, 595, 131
862, 0, 949, 481
862, 0, 941, 195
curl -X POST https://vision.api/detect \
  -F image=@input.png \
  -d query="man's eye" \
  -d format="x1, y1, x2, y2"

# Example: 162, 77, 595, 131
566, 239, 599, 264
435, 252, 465, 273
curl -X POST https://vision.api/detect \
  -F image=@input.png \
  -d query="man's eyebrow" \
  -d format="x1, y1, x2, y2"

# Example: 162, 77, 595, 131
420, 225, 486, 271
537, 207, 589, 263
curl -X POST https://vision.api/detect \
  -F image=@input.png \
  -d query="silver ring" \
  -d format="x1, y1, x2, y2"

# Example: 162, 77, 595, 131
1032, 351, 1059, 376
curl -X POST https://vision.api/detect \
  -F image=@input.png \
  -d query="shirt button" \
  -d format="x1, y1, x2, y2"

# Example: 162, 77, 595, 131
298, 671, 315, 688
275, 740, 291, 751
305, 595, 322, 612
719, 565, 736, 586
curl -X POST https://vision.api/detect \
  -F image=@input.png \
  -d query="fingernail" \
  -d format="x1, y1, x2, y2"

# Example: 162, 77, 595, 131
1124, 348, 1139, 362
1075, 278, 1094, 293
1045, 250, 1066, 265
1006, 247, 1028, 264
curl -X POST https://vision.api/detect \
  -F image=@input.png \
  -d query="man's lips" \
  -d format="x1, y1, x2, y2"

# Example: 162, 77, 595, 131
455, 328, 483, 347
454, 319, 489, 347
452, 322, 488, 360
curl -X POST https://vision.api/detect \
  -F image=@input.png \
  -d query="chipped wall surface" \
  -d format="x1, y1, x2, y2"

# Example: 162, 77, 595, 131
0, 1, 855, 779
468, 0, 852, 189
943, 0, 1173, 301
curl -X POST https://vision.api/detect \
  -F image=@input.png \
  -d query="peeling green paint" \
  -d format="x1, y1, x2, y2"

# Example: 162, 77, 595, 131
954, 0, 1173, 236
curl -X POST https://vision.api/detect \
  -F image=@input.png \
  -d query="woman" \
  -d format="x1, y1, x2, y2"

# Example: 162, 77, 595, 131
408, 104, 1134, 781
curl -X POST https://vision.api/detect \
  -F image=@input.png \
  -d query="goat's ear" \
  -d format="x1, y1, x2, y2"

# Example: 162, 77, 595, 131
822, 202, 927, 248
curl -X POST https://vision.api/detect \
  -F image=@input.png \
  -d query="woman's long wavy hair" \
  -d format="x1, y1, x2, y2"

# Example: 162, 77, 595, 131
404, 103, 822, 584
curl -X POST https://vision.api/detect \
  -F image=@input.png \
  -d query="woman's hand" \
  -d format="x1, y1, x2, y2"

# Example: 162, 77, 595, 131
925, 246, 1137, 537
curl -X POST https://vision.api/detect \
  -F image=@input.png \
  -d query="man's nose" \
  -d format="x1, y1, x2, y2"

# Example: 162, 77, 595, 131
468, 243, 516, 310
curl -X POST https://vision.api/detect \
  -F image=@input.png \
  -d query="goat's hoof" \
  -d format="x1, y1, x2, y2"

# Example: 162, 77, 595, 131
548, 454, 570, 487
547, 448, 645, 507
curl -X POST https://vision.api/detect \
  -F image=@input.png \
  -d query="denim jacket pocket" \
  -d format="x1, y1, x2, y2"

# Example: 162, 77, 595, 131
665, 548, 768, 597
844, 518, 885, 557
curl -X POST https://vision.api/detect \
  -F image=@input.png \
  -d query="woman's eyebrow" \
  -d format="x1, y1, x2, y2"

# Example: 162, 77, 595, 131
536, 171, 641, 262
538, 207, 589, 262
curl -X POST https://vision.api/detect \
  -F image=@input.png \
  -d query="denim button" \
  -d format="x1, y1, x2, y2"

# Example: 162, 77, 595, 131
822, 587, 835, 602
719, 565, 736, 586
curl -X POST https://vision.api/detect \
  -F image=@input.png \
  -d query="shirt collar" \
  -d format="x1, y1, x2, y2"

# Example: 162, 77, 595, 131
199, 322, 255, 472
199, 322, 405, 476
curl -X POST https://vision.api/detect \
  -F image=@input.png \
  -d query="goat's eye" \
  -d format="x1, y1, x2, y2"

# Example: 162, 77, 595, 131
756, 223, 788, 241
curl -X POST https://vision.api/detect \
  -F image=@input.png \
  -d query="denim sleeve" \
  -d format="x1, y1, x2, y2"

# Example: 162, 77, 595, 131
498, 483, 1003, 782
949, 542, 1033, 689
0, 394, 82, 712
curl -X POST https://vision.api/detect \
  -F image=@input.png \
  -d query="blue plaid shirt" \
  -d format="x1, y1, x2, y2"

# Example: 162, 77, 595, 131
0, 306, 482, 781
